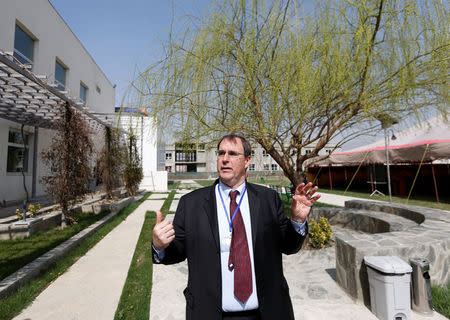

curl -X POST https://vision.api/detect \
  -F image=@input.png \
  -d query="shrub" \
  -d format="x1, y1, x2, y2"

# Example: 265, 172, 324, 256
15, 204, 41, 220
15, 209, 23, 220
99, 127, 126, 198
41, 104, 93, 226
309, 217, 332, 249
28, 204, 40, 217
123, 129, 143, 196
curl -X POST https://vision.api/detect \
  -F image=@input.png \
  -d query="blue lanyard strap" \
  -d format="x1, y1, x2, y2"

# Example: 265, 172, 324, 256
218, 183, 247, 233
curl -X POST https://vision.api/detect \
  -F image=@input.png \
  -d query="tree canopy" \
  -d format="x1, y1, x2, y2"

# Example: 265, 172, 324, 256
132, 0, 449, 185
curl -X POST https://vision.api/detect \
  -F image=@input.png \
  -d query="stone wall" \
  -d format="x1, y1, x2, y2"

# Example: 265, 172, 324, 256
310, 201, 450, 307
0, 194, 133, 240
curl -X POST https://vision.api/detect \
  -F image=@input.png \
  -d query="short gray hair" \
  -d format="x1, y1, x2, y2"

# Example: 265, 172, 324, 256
217, 134, 252, 157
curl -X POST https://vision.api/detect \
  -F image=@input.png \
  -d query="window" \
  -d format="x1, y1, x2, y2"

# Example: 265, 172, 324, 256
176, 151, 196, 162
251, 150, 255, 157
55, 60, 67, 91
305, 150, 312, 154
165, 166, 172, 172
7, 130, 30, 172
271, 164, 278, 171
263, 150, 269, 157
249, 164, 255, 171
326, 149, 332, 155
176, 164, 187, 172
96, 85, 101, 94
263, 164, 270, 171
197, 143, 205, 151
165, 152, 172, 160
80, 83, 88, 106
14, 24, 34, 68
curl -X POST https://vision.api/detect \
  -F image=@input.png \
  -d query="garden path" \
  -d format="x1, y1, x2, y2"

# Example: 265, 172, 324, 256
14, 199, 164, 320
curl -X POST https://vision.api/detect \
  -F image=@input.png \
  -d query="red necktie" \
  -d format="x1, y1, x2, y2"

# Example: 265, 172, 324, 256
228, 190, 252, 304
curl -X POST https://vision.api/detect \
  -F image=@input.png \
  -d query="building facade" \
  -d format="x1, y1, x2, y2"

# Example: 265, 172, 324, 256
0, 0, 115, 203
165, 142, 208, 173
165, 142, 339, 174
116, 112, 167, 191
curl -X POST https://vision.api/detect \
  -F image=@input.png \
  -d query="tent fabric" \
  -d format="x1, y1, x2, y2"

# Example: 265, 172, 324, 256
304, 116, 450, 167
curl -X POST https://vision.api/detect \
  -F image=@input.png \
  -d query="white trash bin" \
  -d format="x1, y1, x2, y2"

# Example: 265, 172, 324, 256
364, 256, 412, 320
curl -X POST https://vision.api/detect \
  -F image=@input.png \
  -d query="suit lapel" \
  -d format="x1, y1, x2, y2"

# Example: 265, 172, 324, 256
246, 182, 260, 249
203, 181, 220, 251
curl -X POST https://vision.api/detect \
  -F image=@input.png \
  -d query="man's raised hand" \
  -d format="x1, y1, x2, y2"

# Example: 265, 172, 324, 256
152, 210, 175, 250
290, 182, 321, 224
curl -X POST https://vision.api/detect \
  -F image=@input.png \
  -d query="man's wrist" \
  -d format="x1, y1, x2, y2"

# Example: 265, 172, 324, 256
291, 217, 306, 224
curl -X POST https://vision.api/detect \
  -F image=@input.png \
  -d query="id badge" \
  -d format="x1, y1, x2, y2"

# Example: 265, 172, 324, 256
221, 232, 232, 251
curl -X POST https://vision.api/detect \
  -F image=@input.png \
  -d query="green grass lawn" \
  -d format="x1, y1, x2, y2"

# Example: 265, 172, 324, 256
194, 179, 215, 187
248, 175, 291, 186
115, 190, 175, 320
318, 187, 450, 211
248, 175, 449, 211
0, 193, 150, 320
114, 212, 155, 320
432, 283, 450, 318
168, 181, 181, 190
0, 210, 110, 281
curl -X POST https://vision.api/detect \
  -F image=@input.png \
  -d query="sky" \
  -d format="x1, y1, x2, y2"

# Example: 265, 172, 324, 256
49, 0, 213, 106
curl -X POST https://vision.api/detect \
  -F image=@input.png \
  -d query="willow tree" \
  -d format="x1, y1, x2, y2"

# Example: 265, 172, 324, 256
133, 0, 448, 186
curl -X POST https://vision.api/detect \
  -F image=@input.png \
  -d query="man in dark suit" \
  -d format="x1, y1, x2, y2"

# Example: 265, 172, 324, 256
152, 134, 320, 320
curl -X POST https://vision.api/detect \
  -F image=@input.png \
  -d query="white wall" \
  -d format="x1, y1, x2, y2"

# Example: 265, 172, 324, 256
118, 115, 167, 191
0, 0, 115, 113
0, 0, 114, 202
0, 120, 56, 202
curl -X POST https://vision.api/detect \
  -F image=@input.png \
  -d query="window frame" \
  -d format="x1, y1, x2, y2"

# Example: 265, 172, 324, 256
7, 129, 30, 173
13, 23, 35, 69
80, 82, 88, 106
55, 58, 68, 91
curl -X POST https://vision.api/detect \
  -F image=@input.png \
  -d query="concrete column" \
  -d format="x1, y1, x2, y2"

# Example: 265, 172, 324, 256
32, 126, 38, 198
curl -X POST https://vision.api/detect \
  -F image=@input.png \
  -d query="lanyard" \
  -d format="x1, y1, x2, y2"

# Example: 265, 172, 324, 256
218, 184, 247, 233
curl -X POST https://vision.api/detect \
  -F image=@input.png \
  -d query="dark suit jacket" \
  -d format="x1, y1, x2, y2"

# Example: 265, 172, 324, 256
152, 180, 307, 320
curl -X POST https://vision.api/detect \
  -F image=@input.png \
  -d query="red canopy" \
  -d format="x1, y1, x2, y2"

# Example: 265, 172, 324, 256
305, 116, 450, 167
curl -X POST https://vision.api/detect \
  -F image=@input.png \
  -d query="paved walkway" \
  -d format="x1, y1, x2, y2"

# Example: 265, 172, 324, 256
14, 199, 165, 320
316, 192, 382, 207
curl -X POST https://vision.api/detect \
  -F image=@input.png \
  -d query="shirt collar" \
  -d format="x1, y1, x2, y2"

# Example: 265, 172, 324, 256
218, 180, 246, 197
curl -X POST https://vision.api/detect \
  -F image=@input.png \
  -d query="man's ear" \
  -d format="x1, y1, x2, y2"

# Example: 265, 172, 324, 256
244, 156, 251, 170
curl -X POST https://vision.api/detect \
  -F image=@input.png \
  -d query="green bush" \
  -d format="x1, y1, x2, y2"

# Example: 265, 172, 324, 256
309, 217, 332, 248
123, 129, 143, 196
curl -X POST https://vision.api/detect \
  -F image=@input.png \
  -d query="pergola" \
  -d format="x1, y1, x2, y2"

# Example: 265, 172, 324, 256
0, 51, 114, 130
0, 51, 117, 198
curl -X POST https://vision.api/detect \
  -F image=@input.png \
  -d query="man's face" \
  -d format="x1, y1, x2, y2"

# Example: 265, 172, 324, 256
217, 138, 251, 189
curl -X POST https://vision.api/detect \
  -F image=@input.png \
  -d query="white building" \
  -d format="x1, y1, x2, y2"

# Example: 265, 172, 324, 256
116, 112, 167, 191
0, 0, 115, 203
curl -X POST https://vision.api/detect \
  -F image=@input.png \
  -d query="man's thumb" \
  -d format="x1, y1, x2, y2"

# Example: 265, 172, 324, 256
156, 210, 163, 224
